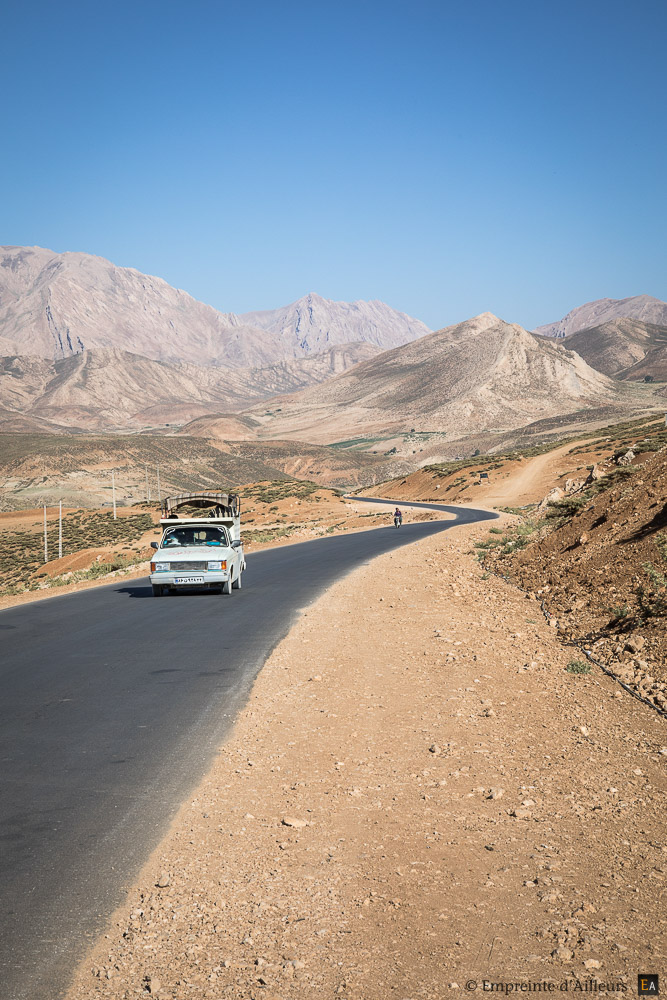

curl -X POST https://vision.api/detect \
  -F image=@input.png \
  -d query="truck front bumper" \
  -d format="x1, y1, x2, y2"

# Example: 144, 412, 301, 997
149, 571, 231, 590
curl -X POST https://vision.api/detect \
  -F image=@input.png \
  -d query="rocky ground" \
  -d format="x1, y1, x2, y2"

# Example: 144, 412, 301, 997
485, 447, 667, 702
63, 520, 666, 1000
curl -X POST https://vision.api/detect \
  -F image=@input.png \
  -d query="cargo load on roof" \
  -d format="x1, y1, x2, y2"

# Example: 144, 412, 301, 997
161, 492, 240, 518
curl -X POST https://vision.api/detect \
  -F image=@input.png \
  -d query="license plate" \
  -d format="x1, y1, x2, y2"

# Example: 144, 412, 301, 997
174, 576, 205, 584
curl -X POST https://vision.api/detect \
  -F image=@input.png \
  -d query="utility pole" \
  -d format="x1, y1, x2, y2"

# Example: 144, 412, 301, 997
145, 464, 151, 503
156, 465, 161, 503
43, 505, 48, 563
58, 500, 63, 559
112, 471, 117, 520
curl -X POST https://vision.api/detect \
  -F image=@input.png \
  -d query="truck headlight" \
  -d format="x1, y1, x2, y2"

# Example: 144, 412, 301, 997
207, 560, 225, 571
151, 562, 169, 572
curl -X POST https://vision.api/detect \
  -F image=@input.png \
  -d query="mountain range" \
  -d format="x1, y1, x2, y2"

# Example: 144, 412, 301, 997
0, 245, 664, 451
0, 246, 428, 367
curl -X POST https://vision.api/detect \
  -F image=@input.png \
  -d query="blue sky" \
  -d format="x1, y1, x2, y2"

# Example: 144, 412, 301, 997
2, 0, 665, 330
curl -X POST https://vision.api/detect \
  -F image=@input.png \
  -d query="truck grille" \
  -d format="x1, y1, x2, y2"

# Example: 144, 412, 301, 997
167, 561, 208, 571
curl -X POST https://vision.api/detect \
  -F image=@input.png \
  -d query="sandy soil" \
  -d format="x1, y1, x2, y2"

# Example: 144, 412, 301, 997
64, 519, 666, 1000
480, 444, 590, 507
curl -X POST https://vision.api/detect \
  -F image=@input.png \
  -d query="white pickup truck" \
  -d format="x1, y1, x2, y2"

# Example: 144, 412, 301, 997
149, 492, 245, 597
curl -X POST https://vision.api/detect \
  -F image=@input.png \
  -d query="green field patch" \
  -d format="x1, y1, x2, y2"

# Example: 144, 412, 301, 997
241, 480, 322, 504
329, 436, 393, 451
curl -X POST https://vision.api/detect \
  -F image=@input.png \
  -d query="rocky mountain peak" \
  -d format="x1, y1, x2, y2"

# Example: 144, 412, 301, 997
239, 292, 431, 356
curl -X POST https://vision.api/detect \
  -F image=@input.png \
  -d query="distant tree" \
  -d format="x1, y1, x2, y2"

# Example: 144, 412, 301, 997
472, 448, 481, 457
643, 375, 655, 383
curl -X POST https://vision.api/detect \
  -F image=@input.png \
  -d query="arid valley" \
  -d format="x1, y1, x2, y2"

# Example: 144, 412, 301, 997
1, 246, 666, 1000
4, 6, 667, 999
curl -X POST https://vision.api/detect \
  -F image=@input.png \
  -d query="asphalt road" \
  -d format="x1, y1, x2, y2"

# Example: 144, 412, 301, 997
0, 498, 497, 1000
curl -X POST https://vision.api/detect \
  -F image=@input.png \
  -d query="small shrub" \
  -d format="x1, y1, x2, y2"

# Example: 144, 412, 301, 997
566, 659, 592, 674
636, 532, 667, 618
474, 538, 501, 550
545, 495, 588, 521
656, 533, 667, 561
241, 525, 299, 544
498, 504, 537, 516
607, 604, 630, 620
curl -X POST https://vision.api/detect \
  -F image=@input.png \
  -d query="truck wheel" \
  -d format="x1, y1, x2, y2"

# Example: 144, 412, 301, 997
222, 577, 233, 595
232, 570, 242, 590
152, 584, 163, 597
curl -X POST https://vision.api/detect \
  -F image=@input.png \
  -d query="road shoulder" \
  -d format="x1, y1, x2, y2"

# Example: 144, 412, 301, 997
65, 518, 666, 999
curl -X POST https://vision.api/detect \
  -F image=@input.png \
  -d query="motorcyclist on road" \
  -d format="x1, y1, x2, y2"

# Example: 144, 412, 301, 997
394, 507, 403, 527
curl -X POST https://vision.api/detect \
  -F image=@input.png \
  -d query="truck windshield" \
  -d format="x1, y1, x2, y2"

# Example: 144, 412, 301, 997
161, 526, 228, 547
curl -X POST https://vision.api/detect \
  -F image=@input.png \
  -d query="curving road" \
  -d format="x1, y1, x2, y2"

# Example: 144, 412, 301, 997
0, 498, 496, 1000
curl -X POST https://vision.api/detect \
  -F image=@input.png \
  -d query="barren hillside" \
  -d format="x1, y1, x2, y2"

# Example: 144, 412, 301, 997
547, 317, 667, 382
0, 246, 259, 365
243, 313, 651, 445
223, 440, 409, 489
0, 351, 248, 432
0, 432, 288, 510
485, 445, 667, 692
0, 343, 381, 433
617, 342, 667, 383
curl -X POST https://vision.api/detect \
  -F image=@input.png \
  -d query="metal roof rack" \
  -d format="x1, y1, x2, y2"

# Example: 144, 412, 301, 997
161, 492, 240, 518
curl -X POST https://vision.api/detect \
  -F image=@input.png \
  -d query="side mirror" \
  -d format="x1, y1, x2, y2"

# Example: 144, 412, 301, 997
151, 541, 159, 549
231, 539, 241, 548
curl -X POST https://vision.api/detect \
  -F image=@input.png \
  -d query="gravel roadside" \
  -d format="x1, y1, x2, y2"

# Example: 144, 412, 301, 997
64, 519, 666, 999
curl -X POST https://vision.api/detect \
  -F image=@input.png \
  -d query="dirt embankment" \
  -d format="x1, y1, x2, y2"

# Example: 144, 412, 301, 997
499, 447, 667, 693
65, 521, 666, 1000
